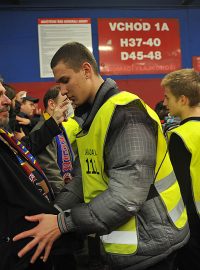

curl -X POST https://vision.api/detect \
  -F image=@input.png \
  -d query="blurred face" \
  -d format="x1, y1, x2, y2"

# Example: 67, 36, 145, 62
20, 100, 36, 116
0, 82, 11, 127
163, 87, 182, 117
52, 62, 93, 106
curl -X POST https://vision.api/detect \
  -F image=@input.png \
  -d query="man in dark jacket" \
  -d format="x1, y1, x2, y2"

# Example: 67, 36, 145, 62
0, 79, 79, 270
30, 85, 74, 196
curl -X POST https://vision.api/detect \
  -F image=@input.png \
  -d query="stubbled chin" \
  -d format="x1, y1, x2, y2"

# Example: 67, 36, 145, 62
0, 118, 9, 128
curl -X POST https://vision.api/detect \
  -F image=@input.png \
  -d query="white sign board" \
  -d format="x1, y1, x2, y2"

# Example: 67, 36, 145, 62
38, 18, 92, 78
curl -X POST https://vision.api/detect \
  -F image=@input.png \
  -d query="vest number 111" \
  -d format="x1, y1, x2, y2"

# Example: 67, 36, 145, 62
86, 158, 99, 174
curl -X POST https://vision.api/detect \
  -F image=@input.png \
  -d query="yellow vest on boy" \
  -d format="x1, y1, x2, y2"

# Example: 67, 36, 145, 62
168, 120, 200, 216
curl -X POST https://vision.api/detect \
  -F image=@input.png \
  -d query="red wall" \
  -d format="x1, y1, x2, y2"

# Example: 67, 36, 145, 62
116, 78, 164, 109
10, 78, 163, 111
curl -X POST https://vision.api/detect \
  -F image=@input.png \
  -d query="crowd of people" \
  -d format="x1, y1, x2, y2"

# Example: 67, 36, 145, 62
0, 42, 200, 270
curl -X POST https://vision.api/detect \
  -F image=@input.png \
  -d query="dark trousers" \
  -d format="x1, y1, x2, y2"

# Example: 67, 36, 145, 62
146, 251, 177, 270
24, 259, 53, 270
52, 254, 77, 270
23, 254, 77, 270
174, 235, 200, 270
109, 251, 177, 270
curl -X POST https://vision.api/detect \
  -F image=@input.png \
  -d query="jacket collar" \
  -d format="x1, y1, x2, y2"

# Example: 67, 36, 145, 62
75, 78, 119, 131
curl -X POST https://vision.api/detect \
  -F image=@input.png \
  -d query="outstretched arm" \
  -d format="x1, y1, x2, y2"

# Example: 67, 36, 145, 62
21, 100, 69, 155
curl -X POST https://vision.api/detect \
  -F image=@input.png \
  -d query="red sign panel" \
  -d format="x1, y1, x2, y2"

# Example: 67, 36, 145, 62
192, 56, 200, 72
98, 18, 181, 75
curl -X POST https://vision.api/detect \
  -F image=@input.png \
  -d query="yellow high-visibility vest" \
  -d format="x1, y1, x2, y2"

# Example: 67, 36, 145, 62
77, 91, 188, 255
62, 117, 80, 154
168, 120, 200, 216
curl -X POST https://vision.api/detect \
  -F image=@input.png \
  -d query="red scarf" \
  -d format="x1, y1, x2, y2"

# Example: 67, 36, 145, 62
0, 128, 54, 201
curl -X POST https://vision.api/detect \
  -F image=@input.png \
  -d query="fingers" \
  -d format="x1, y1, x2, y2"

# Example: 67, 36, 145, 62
13, 215, 43, 241
16, 116, 30, 125
52, 106, 67, 124
30, 240, 47, 263
13, 214, 58, 263
17, 237, 51, 263
14, 236, 53, 263
43, 243, 52, 262
25, 214, 44, 222
13, 228, 35, 241
60, 99, 69, 108
31, 241, 53, 263
16, 115, 22, 121
18, 237, 39, 258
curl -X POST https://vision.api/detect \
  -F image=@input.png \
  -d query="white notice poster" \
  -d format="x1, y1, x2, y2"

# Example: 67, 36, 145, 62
38, 18, 92, 78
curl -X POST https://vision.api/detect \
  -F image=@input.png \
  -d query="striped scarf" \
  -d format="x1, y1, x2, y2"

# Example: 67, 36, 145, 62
43, 112, 75, 183
0, 128, 54, 201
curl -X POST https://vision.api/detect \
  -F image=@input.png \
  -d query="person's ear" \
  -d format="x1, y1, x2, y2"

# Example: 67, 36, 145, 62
179, 95, 188, 106
48, 99, 56, 110
82, 62, 92, 79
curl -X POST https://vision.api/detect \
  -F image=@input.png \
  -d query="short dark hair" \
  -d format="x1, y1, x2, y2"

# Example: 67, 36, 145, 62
161, 69, 200, 106
50, 42, 99, 75
43, 85, 60, 109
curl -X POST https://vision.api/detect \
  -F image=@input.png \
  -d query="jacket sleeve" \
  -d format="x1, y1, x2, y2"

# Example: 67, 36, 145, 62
35, 138, 65, 196
57, 103, 157, 235
21, 117, 61, 155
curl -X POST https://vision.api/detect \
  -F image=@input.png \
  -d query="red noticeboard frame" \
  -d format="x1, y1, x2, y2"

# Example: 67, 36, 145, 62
98, 18, 182, 75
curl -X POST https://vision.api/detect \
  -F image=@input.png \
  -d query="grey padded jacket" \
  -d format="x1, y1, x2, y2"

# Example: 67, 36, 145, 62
55, 78, 189, 270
